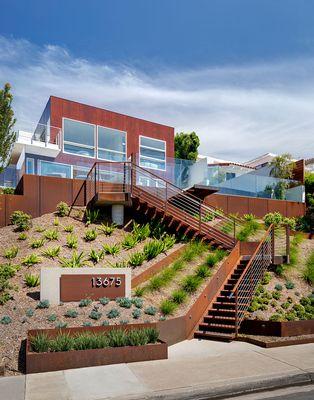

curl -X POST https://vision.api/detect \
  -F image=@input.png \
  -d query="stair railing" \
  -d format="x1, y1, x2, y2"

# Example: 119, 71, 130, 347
231, 225, 275, 337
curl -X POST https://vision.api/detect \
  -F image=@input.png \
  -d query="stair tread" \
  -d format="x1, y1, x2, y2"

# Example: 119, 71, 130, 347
194, 331, 234, 340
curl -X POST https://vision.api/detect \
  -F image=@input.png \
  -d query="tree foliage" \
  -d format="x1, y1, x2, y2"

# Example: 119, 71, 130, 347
269, 153, 295, 179
174, 132, 200, 161
0, 83, 16, 173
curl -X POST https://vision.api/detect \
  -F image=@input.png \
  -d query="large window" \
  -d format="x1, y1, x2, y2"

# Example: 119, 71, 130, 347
38, 160, 72, 179
97, 126, 126, 161
139, 136, 166, 171
63, 118, 95, 158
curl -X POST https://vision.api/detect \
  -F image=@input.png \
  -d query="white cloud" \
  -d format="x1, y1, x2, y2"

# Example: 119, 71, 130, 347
0, 36, 313, 162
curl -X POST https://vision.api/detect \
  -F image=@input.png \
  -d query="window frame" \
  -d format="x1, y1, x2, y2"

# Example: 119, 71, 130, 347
62, 117, 96, 159
139, 135, 166, 171
25, 158, 35, 175
38, 159, 73, 179
97, 124, 127, 162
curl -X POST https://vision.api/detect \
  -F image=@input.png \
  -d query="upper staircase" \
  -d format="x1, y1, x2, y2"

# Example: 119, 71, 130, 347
70, 161, 244, 250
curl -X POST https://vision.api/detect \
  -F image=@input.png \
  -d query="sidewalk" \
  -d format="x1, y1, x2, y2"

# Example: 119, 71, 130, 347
1, 340, 313, 400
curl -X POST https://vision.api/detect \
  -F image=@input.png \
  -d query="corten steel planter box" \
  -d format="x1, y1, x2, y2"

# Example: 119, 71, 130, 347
240, 319, 314, 337
26, 323, 167, 374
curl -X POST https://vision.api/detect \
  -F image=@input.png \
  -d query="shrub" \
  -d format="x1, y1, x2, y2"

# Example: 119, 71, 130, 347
0, 316, 12, 324
79, 298, 92, 307
149, 219, 167, 239
84, 228, 98, 242
303, 251, 314, 285
263, 212, 283, 228
30, 238, 45, 249
64, 224, 74, 233
26, 308, 34, 317
120, 319, 129, 325
134, 286, 145, 297
18, 232, 27, 240
161, 234, 176, 251
181, 275, 202, 293
24, 273, 40, 287
243, 213, 256, 222
89, 310, 102, 320
110, 260, 129, 268
106, 329, 127, 347
196, 264, 211, 279
59, 251, 86, 268
128, 251, 145, 267
30, 333, 50, 352
102, 320, 109, 326
22, 253, 41, 266
65, 309, 79, 318
272, 291, 281, 300
42, 246, 61, 259
285, 281, 295, 290
103, 243, 120, 256
98, 222, 116, 236
66, 234, 78, 249
53, 217, 60, 226
0, 292, 12, 305
36, 299, 50, 309
35, 226, 45, 233
10, 210, 32, 231
172, 259, 185, 271
85, 209, 99, 225
160, 299, 177, 315
143, 240, 164, 260
4, 246, 18, 259
121, 234, 138, 250
171, 290, 187, 304
144, 306, 157, 315
88, 249, 104, 264
116, 297, 132, 308
56, 202, 69, 217
1, 187, 15, 194
215, 249, 227, 262
82, 322, 92, 327
269, 313, 283, 322
148, 275, 164, 291
281, 302, 290, 310
142, 327, 159, 343
54, 321, 67, 329
275, 284, 283, 291
50, 332, 73, 351
283, 217, 296, 230
99, 297, 110, 305
132, 222, 150, 242
132, 297, 143, 309
132, 309, 141, 319
44, 229, 59, 241
127, 329, 148, 346
106, 308, 120, 319
47, 314, 57, 322
261, 272, 272, 285
205, 253, 218, 267
300, 296, 311, 307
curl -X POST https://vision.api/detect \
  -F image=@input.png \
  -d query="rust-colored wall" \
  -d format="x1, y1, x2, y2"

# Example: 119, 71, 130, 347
292, 159, 305, 183
49, 96, 175, 163
205, 193, 305, 218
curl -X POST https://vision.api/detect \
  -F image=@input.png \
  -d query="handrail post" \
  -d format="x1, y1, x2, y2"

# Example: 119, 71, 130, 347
94, 165, 97, 198
235, 289, 239, 338
165, 183, 168, 214
286, 224, 290, 265
199, 202, 202, 234
271, 224, 275, 265
233, 218, 236, 244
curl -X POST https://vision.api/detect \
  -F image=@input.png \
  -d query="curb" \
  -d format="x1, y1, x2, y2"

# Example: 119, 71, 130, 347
117, 371, 314, 400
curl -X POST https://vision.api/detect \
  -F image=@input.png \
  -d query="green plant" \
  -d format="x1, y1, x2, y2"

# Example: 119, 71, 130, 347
85, 209, 99, 225
285, 281, 295, 290
26, 308, 34, 317
303, 251, 314, 285
88, 249, 104, 264
30, 238, 45, 249
127, 329, 148, 346
132, 222, 150, 242
272, 291, 281, 300
261, 272, 272, 285
35, 225, 45, 233
142, 327, 159, 343
84, 228, 98, 242
106, 329, 127, 347
99, 297, 110, 305
181, 275, 202, 293
171, 289, 187, 304
36, 299, 50, 309
143, 239, 164, 260
50, 332, 73, 351
103, 243, 120, 256
30, 333, 50, 352
120, 319, 129, 325
64, 224, 74, 233
236, 219, 260, 242
24, 273, 40, 287
269, 313, 283, 322
143, 306, 157, 316
65, 309, 79, 318
161, 234, 176, 251
275, 284, 283, 291
89, 309, 102, 320
196, 264, 211, 279
53, 217, 60, 226
148, 275, 164, 291
98, 222, 116, 236
106, 308, 120, 319
47, 314, 57, 322
79, 298, 92, 307
44, 229, 59, 241
82, 322, 92, 327
56, 202, 69, 217
66, 234, 78, 249
175, 131, 200, 161
102, 320, 109, 326
10, 210, 32, 231
22, 253, 42, 266
116, 297, 133, 309
42, 246, 61, 259
134, 286, 145, 297
172, 259, 184, 271
128, 251, 145, 267
215, 249, 227, 262
132, 297, 143, 309
121, 233, 138, 250
263, 212, 283, 228
4, 246, 18, 259
281, 301, 290, 310
18, 232, 27, 240
149, 219, 167, 239
59, 251, 87, 268
160, 299, 177, 315
110, 260, 129, 268
0, 315, 12, 324
1, 187, 14, 194
132, 308, 141, 319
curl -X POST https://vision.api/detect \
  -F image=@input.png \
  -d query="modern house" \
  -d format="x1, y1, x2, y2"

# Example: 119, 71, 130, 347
0, 96, 306, 226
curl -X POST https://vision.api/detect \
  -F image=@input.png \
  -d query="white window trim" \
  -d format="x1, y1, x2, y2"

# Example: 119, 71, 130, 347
38, 159, 73, 179
97, 124, 127, 161
62, 117, 96, 159
139, 135, 167, 171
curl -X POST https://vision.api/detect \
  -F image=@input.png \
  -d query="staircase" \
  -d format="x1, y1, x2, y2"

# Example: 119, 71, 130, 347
70, 161, 244, 250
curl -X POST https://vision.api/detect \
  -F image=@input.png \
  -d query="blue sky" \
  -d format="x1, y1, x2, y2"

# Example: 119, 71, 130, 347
0, 0, 313, 160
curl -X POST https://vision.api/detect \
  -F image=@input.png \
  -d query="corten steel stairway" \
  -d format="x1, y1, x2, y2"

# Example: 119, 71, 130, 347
194, 226, 274, 341
70, 161, 244, 250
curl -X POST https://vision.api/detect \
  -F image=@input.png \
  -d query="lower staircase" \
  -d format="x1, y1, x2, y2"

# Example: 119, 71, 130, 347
194, 256, 250, 341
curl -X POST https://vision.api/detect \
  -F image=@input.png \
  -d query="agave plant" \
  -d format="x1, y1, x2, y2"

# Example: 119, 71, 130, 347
59, 251, 87, 268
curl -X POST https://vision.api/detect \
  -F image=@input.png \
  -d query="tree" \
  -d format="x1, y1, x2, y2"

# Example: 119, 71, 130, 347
269, 153, 295, 179
0, 83, 16, 173
174, 132, 200, 161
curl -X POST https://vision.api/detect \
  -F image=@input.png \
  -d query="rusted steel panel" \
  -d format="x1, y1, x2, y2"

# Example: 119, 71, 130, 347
39, 176, 73, 215
292, 159, 305, 183
248, 197, 268, 217
240, 319, 314, 337
227, 195, 249, 216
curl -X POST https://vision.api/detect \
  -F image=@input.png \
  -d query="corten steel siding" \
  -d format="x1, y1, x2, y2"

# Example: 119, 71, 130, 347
48, 96, 175, 164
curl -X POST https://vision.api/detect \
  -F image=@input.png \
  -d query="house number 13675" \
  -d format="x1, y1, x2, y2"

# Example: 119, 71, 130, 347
91, 277, 122, 288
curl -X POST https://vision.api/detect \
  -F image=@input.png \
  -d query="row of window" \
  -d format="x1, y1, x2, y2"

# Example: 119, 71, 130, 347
63, 118, 166, 171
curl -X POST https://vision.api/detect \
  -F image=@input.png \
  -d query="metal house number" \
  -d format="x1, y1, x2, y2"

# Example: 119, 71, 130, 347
91, 276, 122, 288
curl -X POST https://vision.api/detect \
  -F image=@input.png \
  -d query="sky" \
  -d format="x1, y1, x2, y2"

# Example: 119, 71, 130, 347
0, 0, 313, 161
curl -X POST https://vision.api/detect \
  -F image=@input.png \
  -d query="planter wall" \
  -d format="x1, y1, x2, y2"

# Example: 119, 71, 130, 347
26, 323, 167, 374
240, 319, 314, 337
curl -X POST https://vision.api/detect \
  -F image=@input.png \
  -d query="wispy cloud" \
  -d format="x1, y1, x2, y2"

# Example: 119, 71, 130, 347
0, 36, 313, 162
